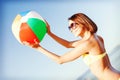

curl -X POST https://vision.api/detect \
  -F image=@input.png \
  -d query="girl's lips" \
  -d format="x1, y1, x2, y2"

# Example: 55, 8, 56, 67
71, 27, 81, 37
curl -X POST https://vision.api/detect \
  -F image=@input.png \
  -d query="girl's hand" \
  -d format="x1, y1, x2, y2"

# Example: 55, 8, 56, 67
22, 40, 40, 48
45, 20, 51, 34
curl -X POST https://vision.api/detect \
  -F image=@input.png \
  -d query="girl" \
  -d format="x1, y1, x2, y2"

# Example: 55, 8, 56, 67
23, 13, 120, 80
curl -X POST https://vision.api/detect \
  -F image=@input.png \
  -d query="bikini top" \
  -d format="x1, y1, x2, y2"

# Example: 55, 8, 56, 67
82, 52, 106, 66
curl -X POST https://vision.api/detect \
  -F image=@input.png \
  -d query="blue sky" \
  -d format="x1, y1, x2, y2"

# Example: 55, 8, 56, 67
1, 0, 120, 80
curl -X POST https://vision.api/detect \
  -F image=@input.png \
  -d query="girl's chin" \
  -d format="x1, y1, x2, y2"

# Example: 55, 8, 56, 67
73, 33, 79, 37
72, 29, 81, 37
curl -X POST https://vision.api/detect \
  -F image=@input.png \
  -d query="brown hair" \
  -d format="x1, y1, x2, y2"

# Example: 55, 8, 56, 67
68, 13, 97, 33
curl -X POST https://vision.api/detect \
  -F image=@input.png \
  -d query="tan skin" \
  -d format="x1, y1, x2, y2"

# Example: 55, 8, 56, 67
23, 20, 120, 80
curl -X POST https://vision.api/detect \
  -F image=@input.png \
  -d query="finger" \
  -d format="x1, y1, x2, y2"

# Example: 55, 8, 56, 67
22, 41, 30, 46
34, 39, 39, 44
22, 41, 27, 45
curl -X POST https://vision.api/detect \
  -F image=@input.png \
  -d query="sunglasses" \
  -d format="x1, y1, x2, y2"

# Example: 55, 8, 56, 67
68, 23, 78, 30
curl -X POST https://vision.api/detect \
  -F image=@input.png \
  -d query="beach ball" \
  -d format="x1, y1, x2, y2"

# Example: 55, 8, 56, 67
12, 10, 47, 44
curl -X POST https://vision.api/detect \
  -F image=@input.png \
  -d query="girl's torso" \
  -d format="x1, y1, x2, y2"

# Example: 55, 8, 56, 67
74, 34, 120, 79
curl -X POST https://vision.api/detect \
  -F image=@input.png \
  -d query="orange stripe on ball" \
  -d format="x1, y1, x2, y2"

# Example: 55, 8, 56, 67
19, 23, 40, 43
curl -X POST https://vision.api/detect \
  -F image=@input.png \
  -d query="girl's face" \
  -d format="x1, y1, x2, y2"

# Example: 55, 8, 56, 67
68, 20, 84, 37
